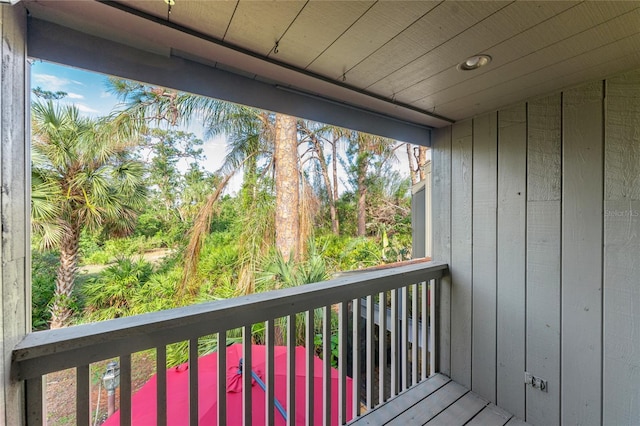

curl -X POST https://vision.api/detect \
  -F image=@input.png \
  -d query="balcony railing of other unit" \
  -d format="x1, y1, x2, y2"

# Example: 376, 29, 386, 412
13, 260, 448, 426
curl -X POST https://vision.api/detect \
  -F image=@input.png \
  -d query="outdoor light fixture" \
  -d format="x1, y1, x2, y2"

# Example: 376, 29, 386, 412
458, 54, 492, 71
103, 361, 120, 416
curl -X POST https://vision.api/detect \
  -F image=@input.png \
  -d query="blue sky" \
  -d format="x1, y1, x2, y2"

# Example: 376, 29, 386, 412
31, 60, 118, 117
31, 59, 236, 188
30, 60, 412, 195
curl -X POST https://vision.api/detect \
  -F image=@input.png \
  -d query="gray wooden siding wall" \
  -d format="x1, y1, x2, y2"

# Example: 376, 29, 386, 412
412, 182, 427, 258
0, 5, 30, 425
431, 69, 640, 426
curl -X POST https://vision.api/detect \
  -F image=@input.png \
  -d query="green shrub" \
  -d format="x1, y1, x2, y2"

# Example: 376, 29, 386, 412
31, 251, 58, 330
315, 235, 381, 271
82, 257, 154, 321
84, 251, 111, 265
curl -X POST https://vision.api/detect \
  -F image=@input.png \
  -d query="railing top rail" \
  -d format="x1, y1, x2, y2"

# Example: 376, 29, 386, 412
13, 260, 447, 381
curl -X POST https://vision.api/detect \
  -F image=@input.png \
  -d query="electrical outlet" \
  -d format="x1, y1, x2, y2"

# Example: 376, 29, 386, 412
525, 372, 548, 393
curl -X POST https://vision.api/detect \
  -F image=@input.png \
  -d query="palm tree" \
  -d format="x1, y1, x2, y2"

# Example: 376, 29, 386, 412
274, 113, 300, 261
344, 132, 396, 236
299, 121, 342, 235
31, 100, 147, 328
109, 80, 302, 291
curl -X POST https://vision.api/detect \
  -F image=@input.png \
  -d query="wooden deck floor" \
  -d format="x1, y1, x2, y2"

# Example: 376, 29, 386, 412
350, 374, 529, 426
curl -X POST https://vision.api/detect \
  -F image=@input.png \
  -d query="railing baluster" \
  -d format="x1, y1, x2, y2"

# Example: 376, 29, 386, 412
430, 279, 438, 377
323, 305, 331, 426
218, 330, 227, 426
352, 299, 361, 418
76, 364, 90, 426
287, 314, 296, 426
120, 354, 132, 426
390, 288, 398, 397
401, 286, 409, 391
338, 301, 348, 424
157, 346, 167, 426
242, 326, 252, 426
25, 376, 47, 425
266, 320, 275, 426
378, 291, 387, 405
305, 309, 314, 426
11, 262, 448, 426
189, 338, 199, 426
25, 377, 44, 426
412, 283, 419, 386
365, 295, 374, 409
421, 282, 428, 381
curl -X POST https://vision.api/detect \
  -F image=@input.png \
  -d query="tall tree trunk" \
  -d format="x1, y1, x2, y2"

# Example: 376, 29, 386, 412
406, 143, 418, 185
418, 145, 428, 181
331, 132, 340, 203
310, 134, 339, 235
356, 155, 368, 237
274, 114, 300, 261
50, 224, 80, 329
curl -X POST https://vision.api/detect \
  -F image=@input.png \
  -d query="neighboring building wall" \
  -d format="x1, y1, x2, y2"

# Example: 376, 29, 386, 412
432, 68, 640, 425
411, 162, 431, 259
1, 4, 29, 424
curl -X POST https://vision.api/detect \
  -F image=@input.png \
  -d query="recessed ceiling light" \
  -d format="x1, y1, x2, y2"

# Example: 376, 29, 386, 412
458, 54, 492, 71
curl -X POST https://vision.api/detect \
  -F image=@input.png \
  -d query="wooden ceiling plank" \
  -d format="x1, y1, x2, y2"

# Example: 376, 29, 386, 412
409, 3, 640, 110
367, 1, 578, 100
437, 32, 640, 120
306, 1, 440, 80
271, 1, 375, 68
345, 1, 508, 90
122, 0, 238, 40
223, 1, 308, 56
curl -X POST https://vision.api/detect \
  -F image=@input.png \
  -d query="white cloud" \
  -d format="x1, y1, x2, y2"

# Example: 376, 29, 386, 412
74, 104, 99, 114
66, 93, 84, 99
32, 73, 71, 91
99, 91, 113, 99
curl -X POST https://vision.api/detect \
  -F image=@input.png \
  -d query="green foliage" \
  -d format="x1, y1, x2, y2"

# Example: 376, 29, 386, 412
31, 251, 58, 330
255, 240, 331, 290
134, 212, 165, 238
82, 258, 155, 320
32, 86, 67, 100
315, 234, 382, 270
314, 331, 340, 368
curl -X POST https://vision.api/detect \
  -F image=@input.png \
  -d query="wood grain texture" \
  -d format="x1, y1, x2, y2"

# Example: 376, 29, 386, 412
527, 94, 562, 201
525, 202, 561, 425
431, 126, 452, 376
525, 94, 561, 425
605, 69, 640, 201
496, 104, 527, 419
307, 2, 439, 80
450, 120, 473, 388
346, 1, 503, 90
351, 374, 450, 425
425, 391, 489, 426
603, 68, 640, 425
1, 5, 28, 426
471, 112, 498, 403
465, 404, 512, 426
387, 381, 468, 425
273, 1, 375, 67
14, 262, 447, 380
412, 184, 426, 258
561, 81, 603, 425
387, 1, 576, 104
603, 200, 640, 425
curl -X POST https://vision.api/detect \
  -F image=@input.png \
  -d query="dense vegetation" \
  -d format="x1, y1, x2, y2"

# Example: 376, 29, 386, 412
31, 82, 427, 353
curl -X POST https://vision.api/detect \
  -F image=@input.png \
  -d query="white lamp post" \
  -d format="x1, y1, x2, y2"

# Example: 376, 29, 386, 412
102, 361, 120, 416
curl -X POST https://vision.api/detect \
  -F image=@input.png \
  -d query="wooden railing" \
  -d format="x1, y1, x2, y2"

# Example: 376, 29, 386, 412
13, 261, 448, 426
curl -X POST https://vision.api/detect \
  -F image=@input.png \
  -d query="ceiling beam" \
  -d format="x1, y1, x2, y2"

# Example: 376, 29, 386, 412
27, 13, 443, 145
